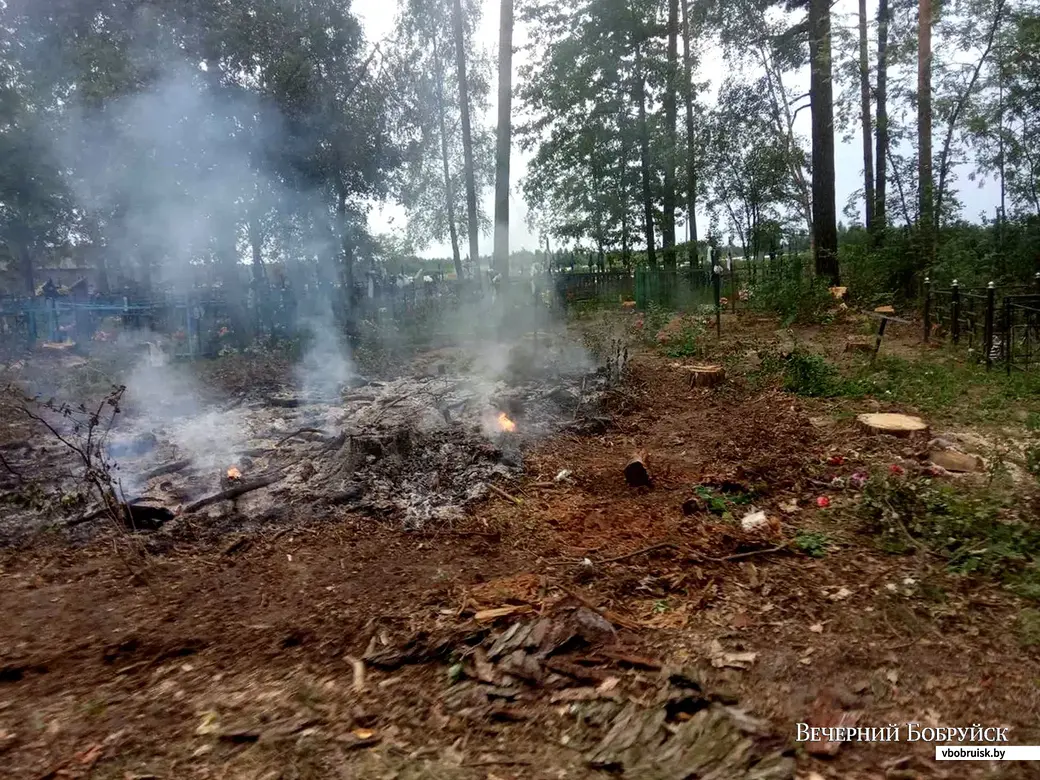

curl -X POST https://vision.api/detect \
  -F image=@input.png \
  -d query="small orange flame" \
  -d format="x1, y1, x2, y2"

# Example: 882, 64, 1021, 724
497, 412, 516, 433
226, 466, 242, 480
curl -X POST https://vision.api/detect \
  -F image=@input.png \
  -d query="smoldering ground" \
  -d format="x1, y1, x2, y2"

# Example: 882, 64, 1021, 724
0, 12, 602, 538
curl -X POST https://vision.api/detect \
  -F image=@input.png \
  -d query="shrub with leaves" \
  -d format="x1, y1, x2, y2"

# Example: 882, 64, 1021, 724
3, 384, 127, 523
782, 350, 856, 398
860, 475, 1040, 599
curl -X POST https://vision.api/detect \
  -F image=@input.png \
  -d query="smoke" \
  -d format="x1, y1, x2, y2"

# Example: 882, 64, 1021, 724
295, 304, 357, 401
116, 356, 243, 496
48, 35, 359, 466
19, 7, 594, 505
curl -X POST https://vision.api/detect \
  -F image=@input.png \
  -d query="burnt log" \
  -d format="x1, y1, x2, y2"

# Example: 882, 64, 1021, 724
624, 451, 651, 487
182, 474, 282, 514
123, 503, 175, 531
141, 459, 192, 480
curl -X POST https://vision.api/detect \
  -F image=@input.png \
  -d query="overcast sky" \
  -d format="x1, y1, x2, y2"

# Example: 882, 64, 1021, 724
352, 0, 999, 258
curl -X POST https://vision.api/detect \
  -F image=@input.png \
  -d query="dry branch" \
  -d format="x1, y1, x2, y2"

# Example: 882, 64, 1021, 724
141, 459, 192, 480
276, 427, 327, 447
487, 483, 522, 506
182, 474, 282, 514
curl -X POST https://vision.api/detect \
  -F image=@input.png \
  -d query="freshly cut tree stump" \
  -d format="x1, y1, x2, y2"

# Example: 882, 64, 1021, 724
684, 364, 726, 388
624, 450, 651, 487
857, 413, 929, 438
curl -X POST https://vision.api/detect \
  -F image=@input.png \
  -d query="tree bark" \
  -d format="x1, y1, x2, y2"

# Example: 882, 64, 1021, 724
492, 0, 513, 279
248, 214, 268, 336
16, 239, 34, 297
809, 0, 839, 285
452, 0, 481, 280
759, 46, 813, 239
874, 0, 889, 243
661, 0, 679, 270
858, 0, 874, 233
432, 32, 464, 280
917, 0, 934, 271
632, 28, 656, 268
681, 0, 698, 261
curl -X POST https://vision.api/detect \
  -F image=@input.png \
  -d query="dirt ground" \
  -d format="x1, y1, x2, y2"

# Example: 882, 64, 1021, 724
1, 310, 1038, 780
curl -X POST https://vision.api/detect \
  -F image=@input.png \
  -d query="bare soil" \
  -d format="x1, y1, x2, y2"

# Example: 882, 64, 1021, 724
0, 310, 1038, 780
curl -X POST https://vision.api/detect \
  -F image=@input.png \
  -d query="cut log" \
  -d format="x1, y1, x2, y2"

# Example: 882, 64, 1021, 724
874, 305, 896, 314
929, 449, 984, 473
684, 364, 725, 388
624, 451, 651, 487
857, 413, 929, 438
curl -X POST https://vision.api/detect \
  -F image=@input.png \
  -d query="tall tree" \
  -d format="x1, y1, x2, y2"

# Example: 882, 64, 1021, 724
858, 0, 875, 233
933, 0, 1008, 233
493, 0, 513, 278
632, 7, 657, 267
918, 0, 934, 269
874, 0, 889, 242
681, 0, 698, 259
662, 0, 679, 269
808, 0, 839, 284
433, 32, 465, 279
452, 0, 482, 276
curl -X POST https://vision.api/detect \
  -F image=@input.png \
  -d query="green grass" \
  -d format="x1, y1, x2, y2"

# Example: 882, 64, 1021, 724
664, 320, 707, 359
860, 475, 1040, 600
762, 345, 1040, 425
1016, 609, 1040, 648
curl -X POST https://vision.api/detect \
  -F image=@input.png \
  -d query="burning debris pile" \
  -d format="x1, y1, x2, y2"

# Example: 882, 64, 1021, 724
47, 334, 612, 536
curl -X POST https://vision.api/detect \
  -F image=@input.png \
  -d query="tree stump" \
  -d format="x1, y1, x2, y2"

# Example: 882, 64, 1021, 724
856, 413, 929, 438
685, 364, 725, 389
624, 450, 651, 487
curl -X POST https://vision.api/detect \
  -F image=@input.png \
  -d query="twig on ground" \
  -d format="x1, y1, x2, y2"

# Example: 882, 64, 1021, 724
0, 450, 25, 481
275, 427, 326, 447
714, 544, 790, 562
593, 542, 681, 564
369, 392, 412, 424
487, 483, 522, 506
550, 541, 794, 567
346, 655, 365, 692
